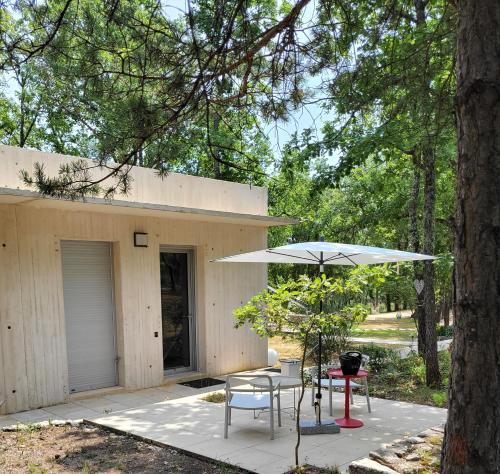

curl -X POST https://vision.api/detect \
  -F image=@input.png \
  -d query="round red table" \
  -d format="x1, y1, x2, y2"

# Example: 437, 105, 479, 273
327, 368, 368, 428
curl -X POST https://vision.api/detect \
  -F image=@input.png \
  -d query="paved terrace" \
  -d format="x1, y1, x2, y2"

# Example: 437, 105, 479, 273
0, 376, 447, 473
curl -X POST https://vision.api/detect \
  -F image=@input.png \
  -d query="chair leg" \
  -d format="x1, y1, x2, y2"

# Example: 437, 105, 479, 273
329, 380, 333, 417
350, 388, 354, 404
365, 378, 372, 413
311, 383, 315, 406
277, 391, 282, 427
270, 396, 275, 440
224, 403, 229, 438
229, 407, 232, 425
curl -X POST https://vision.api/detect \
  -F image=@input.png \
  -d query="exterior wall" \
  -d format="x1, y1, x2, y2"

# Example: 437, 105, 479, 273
0, 204, 268, 415
0, 145, 268, 215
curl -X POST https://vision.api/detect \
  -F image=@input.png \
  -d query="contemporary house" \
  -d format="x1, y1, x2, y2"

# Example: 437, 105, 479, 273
0, 145, 295, 415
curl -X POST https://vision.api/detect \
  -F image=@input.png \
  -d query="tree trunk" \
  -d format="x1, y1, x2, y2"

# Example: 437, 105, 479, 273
414, 0, 439, 382
423, 147, 440, 387
385, 293, 391, 313
409, 157, 426, 354
442, 1, 500, 472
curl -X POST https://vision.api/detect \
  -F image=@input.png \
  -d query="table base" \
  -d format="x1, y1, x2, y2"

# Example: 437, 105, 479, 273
299, 418, 340, 435
335, 417, 363, 428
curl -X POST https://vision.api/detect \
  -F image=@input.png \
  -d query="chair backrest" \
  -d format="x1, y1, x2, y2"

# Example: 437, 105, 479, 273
225, 374, 278, 394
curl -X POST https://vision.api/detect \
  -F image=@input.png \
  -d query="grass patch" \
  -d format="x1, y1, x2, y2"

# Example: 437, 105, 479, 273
352, 328, 416, 341
359, 317, 416, 330
201, 392, 226, 403
286, 465, 341, 473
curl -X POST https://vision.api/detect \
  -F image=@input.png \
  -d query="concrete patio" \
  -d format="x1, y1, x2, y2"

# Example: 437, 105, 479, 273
75, 383, 446, 473
0, 382, 209, 427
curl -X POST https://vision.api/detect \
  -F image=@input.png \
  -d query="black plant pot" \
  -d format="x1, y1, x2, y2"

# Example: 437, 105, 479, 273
339, 351, 362, 375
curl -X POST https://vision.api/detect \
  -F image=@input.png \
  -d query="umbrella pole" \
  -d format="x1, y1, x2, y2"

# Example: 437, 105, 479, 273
298, 248, 339, 435
315, 255, 324, 425
316, 326, 322, 425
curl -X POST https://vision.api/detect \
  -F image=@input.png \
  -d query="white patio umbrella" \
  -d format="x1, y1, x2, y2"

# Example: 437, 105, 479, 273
212, 239, 435, 430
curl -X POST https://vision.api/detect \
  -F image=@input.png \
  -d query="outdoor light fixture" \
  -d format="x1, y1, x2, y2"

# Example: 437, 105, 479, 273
134, 232, 148, 248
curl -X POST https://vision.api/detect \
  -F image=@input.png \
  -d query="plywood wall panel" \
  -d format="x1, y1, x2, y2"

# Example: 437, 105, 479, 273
0, 204, 268, 414
0, 206, 29, 414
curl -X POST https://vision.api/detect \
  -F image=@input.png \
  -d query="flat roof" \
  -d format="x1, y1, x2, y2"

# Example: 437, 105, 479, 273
0, 188, 298, 227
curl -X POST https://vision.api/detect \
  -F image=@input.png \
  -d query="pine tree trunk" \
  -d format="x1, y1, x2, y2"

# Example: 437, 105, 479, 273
441, 1, 500, 471
423, 147, 440, 387
409, 158, 426, 354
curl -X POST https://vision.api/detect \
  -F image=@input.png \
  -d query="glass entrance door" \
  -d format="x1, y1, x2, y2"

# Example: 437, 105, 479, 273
160, 250, 194, 374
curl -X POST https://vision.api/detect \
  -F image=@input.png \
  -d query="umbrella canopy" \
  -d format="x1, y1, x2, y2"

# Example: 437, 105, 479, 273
212, 240, 435, 428
212, 241, 435, 266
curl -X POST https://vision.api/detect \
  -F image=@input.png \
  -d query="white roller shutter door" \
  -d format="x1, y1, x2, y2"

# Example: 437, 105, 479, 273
61, 240, 117, 393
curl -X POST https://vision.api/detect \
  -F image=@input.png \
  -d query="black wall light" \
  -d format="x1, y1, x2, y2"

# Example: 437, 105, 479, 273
134, 232, 149, 247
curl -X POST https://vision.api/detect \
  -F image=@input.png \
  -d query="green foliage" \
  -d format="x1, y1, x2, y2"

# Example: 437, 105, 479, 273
268, 150, 454, 316
354, 344, 398, 373
235, 273, 370, 342
431, 391, 447, 408
314, 1, 456, 181
1, 0, 287, 194
436, 325, 453, 339
365, 349, 451, 407
235, 269, 393, 366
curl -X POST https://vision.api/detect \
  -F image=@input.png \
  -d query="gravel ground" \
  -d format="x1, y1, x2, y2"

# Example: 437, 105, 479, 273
0, 424, 248, 473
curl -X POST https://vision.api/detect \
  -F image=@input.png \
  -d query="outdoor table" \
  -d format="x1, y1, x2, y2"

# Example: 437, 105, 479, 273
327, 368, 368, 428
250, 375, 302, 419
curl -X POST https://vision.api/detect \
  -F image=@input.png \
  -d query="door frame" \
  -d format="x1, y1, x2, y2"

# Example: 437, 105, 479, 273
159, 245, 197, 376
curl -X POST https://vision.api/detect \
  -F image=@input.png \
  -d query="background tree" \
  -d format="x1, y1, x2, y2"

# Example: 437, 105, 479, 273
0, 0, 312, 194
307, 0, 456, 385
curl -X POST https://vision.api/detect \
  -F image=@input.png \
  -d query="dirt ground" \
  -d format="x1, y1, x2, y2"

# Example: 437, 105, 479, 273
0, 424, 247, 473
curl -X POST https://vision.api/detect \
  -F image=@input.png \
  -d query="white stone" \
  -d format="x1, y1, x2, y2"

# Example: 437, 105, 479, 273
349, 458, 399, 473
405, 453, 421, 462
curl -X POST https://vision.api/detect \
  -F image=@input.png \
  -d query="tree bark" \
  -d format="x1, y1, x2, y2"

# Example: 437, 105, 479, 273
423, 147, 440, 386
441, 1, 500, 472
413, 0, 439, 379
409, 158, 426, 354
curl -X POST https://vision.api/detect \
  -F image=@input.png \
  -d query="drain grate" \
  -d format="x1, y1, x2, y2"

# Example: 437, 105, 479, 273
179, 377, 225, 389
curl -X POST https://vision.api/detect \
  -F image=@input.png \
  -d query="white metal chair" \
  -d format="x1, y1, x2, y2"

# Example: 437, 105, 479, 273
224, 374, 281, 440
310, 355, 371, 416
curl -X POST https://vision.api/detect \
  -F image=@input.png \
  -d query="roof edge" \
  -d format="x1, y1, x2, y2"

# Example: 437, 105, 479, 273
0, 187, 299, 227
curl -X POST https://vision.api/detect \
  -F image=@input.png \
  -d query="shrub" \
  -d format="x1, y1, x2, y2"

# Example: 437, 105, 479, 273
436, 325, 453, 338
431, 391, 447, 407
355, 344, 398, 373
